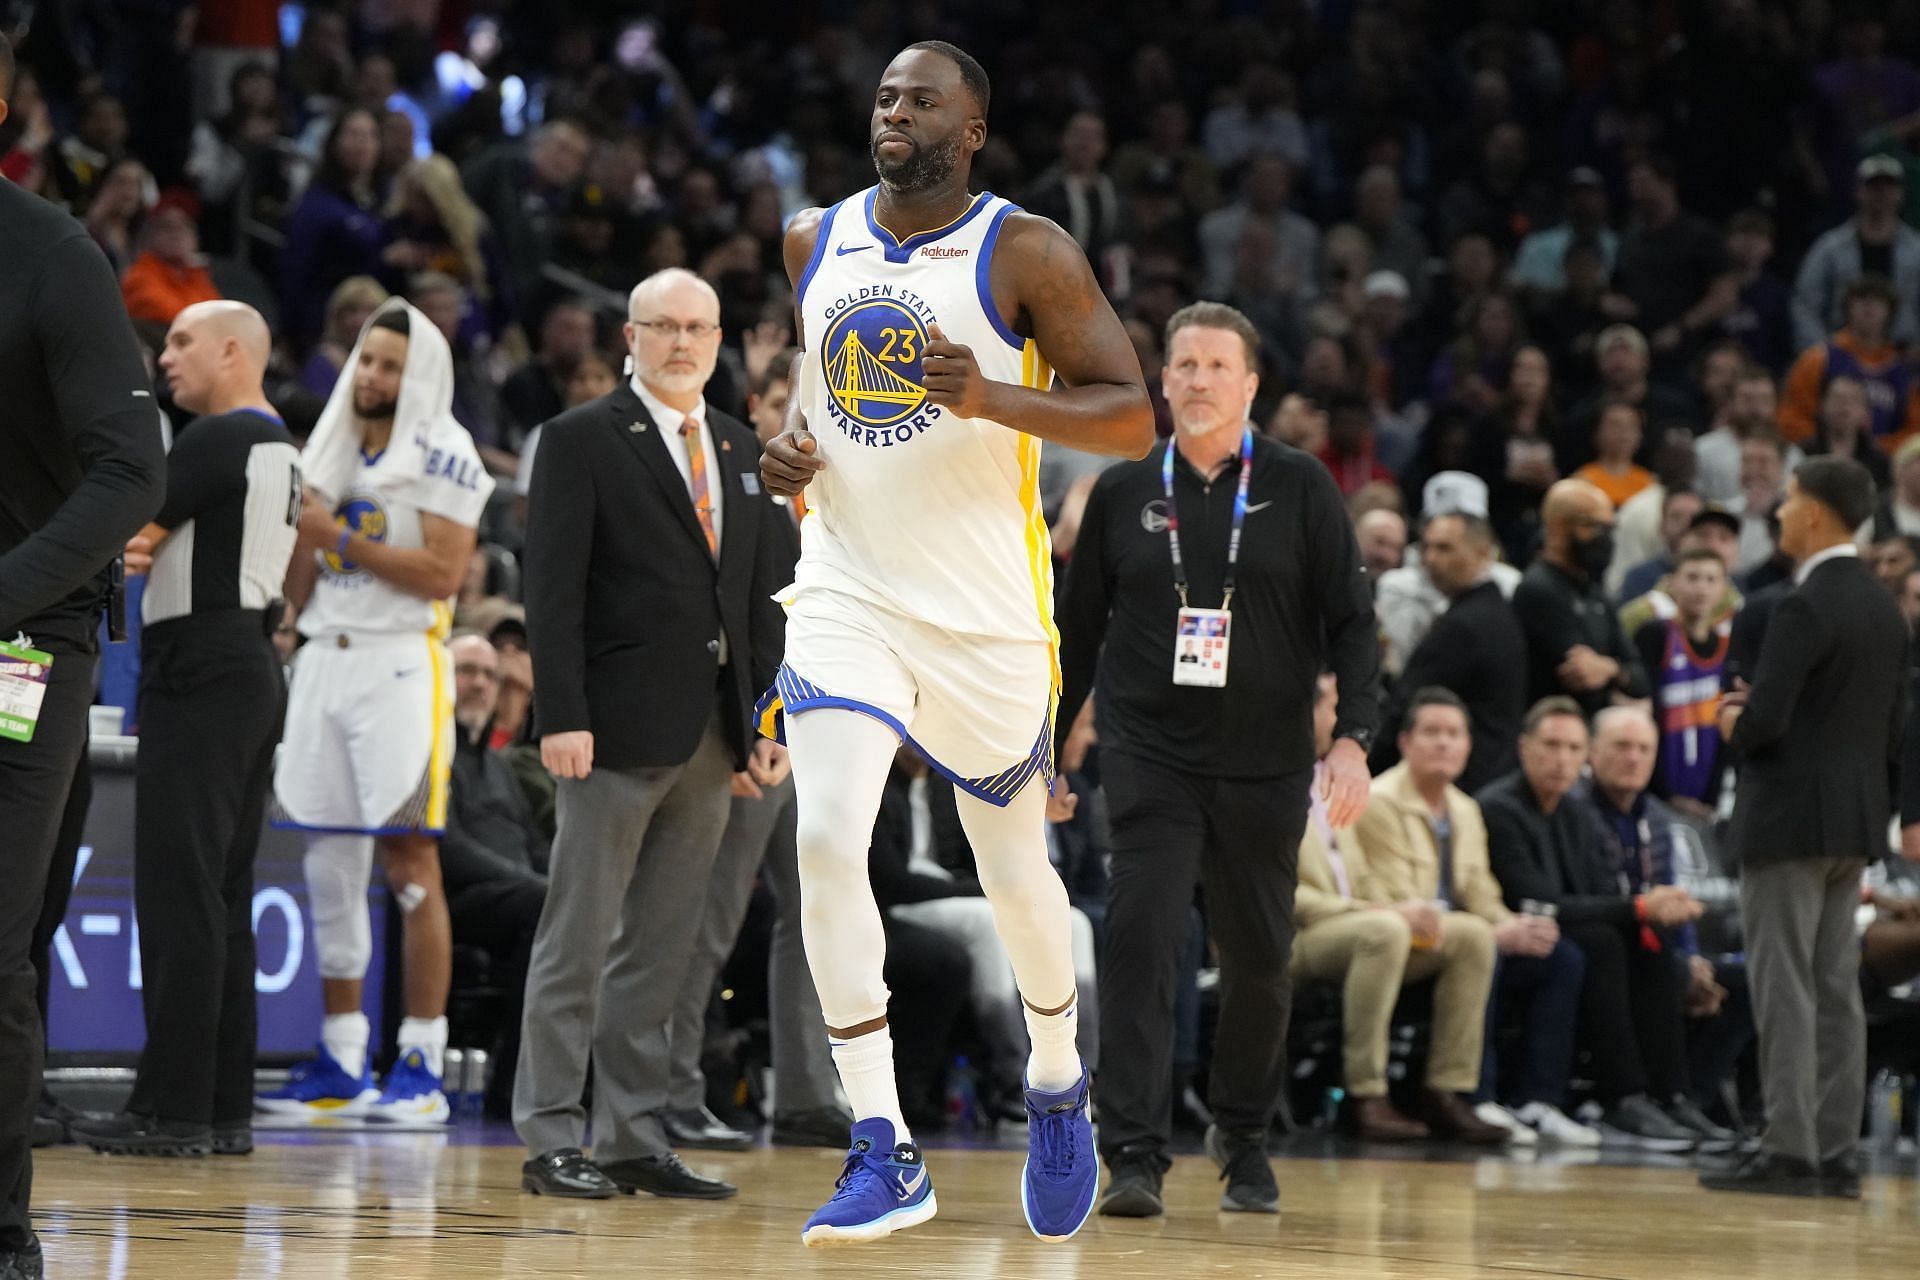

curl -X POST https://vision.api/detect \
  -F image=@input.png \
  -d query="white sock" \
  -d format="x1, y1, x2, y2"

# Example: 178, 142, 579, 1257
830, 1026, 910, 1146
397, 1015, 449, 1080
1024, 997, 1082, 1093
322, 1013, 370, 1079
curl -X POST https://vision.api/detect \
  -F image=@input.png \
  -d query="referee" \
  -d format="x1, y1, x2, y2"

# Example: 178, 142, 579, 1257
1057, 302, 1378, 1219
72, 303, 300, 1158
0, 33, 166, 1277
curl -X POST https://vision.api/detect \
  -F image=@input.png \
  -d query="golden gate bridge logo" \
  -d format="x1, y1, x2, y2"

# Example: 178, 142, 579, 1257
823, 299, 929, 427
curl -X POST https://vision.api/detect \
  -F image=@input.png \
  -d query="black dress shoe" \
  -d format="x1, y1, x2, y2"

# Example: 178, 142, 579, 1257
521, 1147, 619, 1199
771, 1106, 854, 1148
599, 1151, 737, 1199
71, 1112, 212, 1157
212, 1122, 253, 1156
29, 1115, 64, 1149
660, 1105, 754, 1151
1820, 1155, 1862, 1200
0, 1236, 43, 1280
1699, 1149, 1820, 1197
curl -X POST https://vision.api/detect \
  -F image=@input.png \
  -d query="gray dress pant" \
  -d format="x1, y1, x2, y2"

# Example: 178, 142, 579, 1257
665, 776, 840, 1114
513, 714, 734, 1162
1740, 856, 1867, 1166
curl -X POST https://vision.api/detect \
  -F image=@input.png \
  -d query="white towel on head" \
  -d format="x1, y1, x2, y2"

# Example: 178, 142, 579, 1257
301, 297, 460, 505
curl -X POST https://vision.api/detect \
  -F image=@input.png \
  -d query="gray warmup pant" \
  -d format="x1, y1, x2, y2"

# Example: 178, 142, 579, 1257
1739, 856, 1867, 1166
513, 716, 734, 1162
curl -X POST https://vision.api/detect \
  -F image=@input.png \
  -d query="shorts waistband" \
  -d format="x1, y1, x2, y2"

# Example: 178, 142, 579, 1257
304, 629, 434, 650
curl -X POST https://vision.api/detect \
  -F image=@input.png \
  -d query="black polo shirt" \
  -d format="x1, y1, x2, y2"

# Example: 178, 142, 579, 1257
1057, 433, 1379, 779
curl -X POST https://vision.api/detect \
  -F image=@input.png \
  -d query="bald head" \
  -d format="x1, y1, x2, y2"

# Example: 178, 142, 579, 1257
625, 268, 724, 408
159, 301, 273, 416
1590, 705, 1658, 799
1541, 477, 1618, 578
627, 267, 720, 322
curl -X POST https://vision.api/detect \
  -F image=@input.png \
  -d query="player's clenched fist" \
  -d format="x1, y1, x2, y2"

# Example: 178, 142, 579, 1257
761, 427, 825, 497
922, 322, 994, 419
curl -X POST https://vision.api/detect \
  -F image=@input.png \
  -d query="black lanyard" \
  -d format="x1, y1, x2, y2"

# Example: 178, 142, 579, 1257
1162, 427, 1254, 610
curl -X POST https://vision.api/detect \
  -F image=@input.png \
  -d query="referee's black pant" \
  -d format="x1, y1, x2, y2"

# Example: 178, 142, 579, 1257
0, 643, 94, 1256
1095, 750, 1311, 1162
125, 612, 285, 1128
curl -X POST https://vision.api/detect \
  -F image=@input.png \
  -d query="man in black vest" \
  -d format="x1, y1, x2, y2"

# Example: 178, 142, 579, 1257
1704, 457, 1906, 1199
516, 268, 790, 1201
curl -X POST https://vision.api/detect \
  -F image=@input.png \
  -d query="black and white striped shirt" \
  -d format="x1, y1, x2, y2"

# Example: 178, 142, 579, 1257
144, 410, 302, 626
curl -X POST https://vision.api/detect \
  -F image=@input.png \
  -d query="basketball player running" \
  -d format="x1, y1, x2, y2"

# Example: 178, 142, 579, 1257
759, 42, 1153, 1245
260, 300, 493, 1124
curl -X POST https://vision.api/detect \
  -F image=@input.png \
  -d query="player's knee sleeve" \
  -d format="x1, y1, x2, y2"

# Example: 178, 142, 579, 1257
304, 833, 374, 979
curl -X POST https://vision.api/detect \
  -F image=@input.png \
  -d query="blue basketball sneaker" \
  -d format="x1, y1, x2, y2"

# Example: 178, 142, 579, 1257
255, 1045, 378, 1118
1021, 1068, 1098, 1242
801, 1118, 937, 1247
366, 1048, 451, 1124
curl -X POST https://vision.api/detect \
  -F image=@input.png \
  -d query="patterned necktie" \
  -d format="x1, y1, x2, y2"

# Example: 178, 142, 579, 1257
681, 418, 718, 559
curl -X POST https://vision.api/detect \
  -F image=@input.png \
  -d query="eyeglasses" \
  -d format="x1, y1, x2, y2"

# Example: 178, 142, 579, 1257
631, 319, 720, 340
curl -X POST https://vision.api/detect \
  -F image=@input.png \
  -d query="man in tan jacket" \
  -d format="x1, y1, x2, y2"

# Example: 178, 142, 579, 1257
1292, 676, 1507, 1145
1357, 688, 1601, 1147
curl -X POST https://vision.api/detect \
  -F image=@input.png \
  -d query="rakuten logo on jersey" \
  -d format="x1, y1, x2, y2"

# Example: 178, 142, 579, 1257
920, 245, 970, 259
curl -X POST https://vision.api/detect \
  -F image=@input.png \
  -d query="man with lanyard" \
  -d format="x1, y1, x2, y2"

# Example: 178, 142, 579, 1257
1057, 301, 1378, 1219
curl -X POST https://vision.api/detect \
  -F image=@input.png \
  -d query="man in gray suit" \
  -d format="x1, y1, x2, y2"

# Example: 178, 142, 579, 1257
1704, 456, 1907, 1199
516, 268, 791, 1200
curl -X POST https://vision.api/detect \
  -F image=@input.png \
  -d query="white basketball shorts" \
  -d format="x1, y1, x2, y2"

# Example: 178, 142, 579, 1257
756, 587, 1055, 806
271, 631, 454, 835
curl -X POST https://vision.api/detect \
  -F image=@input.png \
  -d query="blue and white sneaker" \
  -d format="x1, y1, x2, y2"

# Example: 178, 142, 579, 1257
1021, 1068, 1099, 1242
801, 1118, 938, 1247
365, 1049, 451, 1124
255, 1045, 378, 1118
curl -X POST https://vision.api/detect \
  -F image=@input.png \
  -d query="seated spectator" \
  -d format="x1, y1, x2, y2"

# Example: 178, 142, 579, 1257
501, 298, 597, 445
1731, 433, 1790, 574
1870, 535, 1920, 602
1629, 553, 1736, 820
461, 119, 593, 306
1562, 326, 1693, 472
84, 157, 152, 278
1350, 166, 1429, 314
1512, 481, 1649, 715
872, 749, 1098, 1120
1779, 274, 1917, 450
1316, 393, 1396, 497
409, 271, 505, 469
566, 352, 618, 407
300, 276, 390, 397
1428, 293, 1523, 415
1203, 62, 1309, 173
1354, 507, 1408, 584
1355, 689, 1595, 1147
1527, 240, 1618, 405
280, 108, 388, 344
1717, 210, 1792, 375
0, 66, 55, 191
1863, 878, 1920, 996
1023, 111, 1123, 281
1613, 155, 1728, 377
1512, 168, 1618, 295
1869, 436, 1920, 542
1377, 504, 1526, 793
1792, 154, 1920, 351
383, 154, 514, 345
1291, 678, 1506, 1145
1573, 401, 1656, 510
50, 90, 130, 211
1581, 709, 1746, 1139
1199, 152, 1318, 302
442, 633, 550, 1118
185, 63, 289, 255
1617, 487, 1705, 602
1695, 366, 1779, 504
1618, 510, 1744, 639
120, 191, 222, 329
485, 613, 534, 752
1808, 374, 1892, 491
1478, 699, 1706, 1150
1472, 346, 1563, 565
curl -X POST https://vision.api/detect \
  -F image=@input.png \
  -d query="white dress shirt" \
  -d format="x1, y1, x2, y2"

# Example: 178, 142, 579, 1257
633, 376, 723, 545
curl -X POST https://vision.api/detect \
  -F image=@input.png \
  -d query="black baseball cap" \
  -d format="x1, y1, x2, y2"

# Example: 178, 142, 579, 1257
1689, 507, 1742, 537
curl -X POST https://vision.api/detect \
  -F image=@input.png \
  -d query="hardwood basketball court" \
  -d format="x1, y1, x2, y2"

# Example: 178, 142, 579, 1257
28, 1132, 1915, 1278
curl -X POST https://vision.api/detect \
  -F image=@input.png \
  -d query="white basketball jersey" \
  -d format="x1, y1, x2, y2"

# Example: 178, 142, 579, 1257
298, 418, 492, 639
793, 187, 1057, 648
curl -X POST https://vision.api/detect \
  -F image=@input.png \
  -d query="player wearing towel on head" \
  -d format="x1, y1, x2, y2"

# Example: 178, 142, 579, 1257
260, 299, 493, 1124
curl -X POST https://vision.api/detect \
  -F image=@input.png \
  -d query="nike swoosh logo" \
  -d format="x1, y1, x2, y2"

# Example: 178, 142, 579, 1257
897, 1166, 927, 1198
1247, 500, 1273, 513
835, 244, 873, 256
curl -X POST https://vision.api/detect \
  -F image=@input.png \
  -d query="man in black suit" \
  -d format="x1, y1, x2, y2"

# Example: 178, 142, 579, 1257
516, 268, 792, 1201
1704, 457, 1907, 1199
1375, 511, 1527, 792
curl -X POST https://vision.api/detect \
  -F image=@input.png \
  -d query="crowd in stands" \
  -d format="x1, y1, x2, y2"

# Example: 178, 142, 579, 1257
13, 0, 1920, 1145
